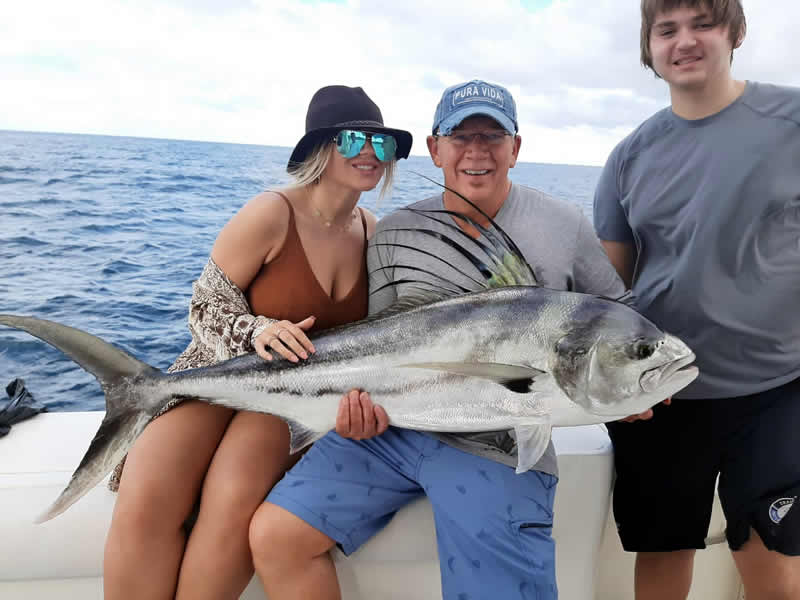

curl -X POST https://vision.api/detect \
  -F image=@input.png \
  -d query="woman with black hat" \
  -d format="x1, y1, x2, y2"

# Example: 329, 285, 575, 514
103, 85, 412, 600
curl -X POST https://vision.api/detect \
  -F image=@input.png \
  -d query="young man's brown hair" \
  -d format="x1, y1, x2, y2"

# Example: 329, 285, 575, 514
640, 0, 747, 74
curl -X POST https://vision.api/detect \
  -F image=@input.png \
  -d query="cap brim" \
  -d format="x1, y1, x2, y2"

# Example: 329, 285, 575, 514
434, 106, 516, 136
287, 124, 413, 172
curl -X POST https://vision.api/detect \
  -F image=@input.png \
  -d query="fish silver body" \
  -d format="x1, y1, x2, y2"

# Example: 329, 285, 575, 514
0, 285, 697, 521
160, 287, 693, 430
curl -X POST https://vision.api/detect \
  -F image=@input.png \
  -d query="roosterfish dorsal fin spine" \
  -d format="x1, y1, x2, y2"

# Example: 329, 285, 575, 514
367, 173, 539, 317
370, 242, 488, 288
370, 263, 475, 295
408, 172, 539, 287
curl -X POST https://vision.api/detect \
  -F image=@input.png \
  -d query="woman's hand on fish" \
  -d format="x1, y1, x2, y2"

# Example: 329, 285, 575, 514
619, 397, 672, 422
336, 389, 389, 440
254, 316, 316, 362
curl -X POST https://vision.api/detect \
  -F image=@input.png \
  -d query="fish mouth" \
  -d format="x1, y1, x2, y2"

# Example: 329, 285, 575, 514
639, 352, 697, 393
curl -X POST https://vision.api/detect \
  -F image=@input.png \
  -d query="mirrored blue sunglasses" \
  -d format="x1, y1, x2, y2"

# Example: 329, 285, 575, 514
334, 130, 397, 162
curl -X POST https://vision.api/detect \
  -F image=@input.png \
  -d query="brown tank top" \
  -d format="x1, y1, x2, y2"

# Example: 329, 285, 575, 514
246, 192, 369, 332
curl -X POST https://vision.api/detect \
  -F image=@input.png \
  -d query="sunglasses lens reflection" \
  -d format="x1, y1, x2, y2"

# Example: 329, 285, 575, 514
372, 134, 397, 162
335, 130, 397, 162
336, 130, 366, 158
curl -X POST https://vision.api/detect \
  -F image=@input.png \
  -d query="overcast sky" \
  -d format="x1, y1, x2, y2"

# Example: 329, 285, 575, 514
3, 0, 799, 166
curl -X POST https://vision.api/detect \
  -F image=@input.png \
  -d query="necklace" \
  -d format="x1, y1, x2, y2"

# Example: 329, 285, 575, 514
310, 206, 358, 234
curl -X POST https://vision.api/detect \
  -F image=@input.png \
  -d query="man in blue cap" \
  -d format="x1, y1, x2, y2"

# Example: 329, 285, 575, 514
249, 80, 624, 599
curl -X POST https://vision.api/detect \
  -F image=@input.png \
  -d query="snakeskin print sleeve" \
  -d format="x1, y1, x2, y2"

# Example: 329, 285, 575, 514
179, 258, 276, 366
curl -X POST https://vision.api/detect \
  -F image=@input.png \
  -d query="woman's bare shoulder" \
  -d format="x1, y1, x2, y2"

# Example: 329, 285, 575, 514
210, 190, 293, 290
242, 190, 292, 231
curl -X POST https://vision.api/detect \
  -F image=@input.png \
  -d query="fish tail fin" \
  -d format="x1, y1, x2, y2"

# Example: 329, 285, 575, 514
36, 402, 153, 522
0, 314, 162, 522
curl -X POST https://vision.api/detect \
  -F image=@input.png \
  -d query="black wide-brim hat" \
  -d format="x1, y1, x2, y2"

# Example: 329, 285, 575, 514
287, 85, 413, 172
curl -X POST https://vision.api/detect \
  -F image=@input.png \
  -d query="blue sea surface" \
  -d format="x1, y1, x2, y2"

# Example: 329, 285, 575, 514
0, 129, 601, 411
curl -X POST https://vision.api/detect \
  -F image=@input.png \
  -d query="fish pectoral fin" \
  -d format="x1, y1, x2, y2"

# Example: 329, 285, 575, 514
285, 419, 327, 454
399, 362, 547, 393
512, 424, 553, 474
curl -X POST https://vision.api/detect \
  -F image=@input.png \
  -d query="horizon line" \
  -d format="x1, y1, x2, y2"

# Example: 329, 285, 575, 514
0, 127, 601, 169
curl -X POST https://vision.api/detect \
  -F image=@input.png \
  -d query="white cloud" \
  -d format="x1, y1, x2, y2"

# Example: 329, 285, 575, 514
1, 0, 798, 166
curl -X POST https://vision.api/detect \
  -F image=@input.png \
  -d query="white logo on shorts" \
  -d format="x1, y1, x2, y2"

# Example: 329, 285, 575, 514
768, 497, 796, 524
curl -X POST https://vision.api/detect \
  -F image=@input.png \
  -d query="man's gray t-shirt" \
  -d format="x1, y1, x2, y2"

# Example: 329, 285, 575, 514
594, 81, 800, 399
368, 183, 625, 476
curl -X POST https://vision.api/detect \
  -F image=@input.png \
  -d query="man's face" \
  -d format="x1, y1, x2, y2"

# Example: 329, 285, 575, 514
649, 5, 738, 92
427, 116, 521, 207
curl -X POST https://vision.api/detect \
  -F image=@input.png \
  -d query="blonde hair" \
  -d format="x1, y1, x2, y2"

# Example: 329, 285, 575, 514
287, 139, 396, 203
640, 0, 746, 76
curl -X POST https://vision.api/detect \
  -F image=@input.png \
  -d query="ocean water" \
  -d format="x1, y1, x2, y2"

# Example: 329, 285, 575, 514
0, 129, 601, 411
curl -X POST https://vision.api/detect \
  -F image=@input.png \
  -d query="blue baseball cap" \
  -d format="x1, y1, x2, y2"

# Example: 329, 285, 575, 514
432, 79, 518, 135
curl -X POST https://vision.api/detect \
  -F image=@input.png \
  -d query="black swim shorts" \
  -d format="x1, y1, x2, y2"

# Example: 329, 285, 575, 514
606, 376, 800, 555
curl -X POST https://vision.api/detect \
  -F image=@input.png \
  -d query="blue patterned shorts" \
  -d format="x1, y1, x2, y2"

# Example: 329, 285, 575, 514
267, 427, 558, 600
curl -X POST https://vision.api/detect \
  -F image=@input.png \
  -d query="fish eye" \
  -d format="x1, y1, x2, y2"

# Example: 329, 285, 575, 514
633, 339, 655, 360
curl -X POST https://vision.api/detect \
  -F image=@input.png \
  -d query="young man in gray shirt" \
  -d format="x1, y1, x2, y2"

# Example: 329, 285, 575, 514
250, 79, 623, 600
594, 1, 800, 599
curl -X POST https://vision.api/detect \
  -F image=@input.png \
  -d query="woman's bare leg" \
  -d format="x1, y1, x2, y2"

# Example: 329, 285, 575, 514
104, 401, 234, 600
175, 412, 301, 600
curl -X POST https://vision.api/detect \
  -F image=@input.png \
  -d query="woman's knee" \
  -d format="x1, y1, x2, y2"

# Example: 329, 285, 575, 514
111, 479, 193, 538
198, 474, 271, 535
